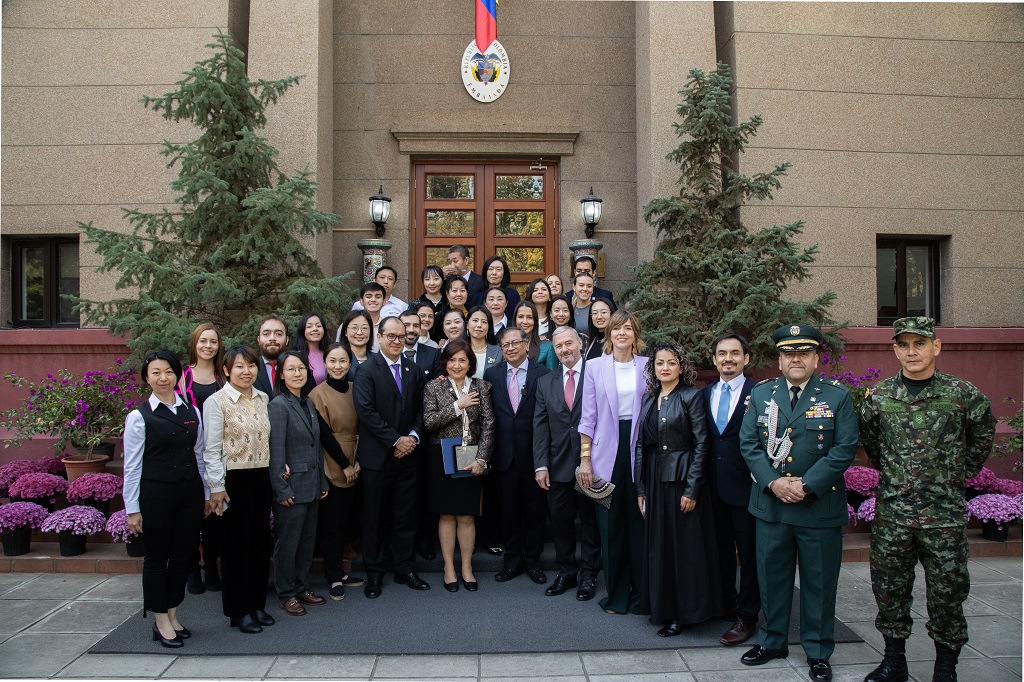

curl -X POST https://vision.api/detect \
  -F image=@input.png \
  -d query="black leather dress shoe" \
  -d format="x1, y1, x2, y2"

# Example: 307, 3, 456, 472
394, 572, 430, 590
444, 580, 459, 592
229, 614, 263, 634
494, 566, 524, 582
252, 609, 275, 626
576, 579, 596, 601
741, 644, 789, 666
545, 574, 578, 596
526, 567, 548, 585
364, 578, 383, 599
173, 626, 191, 639
462, 577, 478, 592
807, 658, 832, 681
657, 622, 685, 637
152, 625, 183, 648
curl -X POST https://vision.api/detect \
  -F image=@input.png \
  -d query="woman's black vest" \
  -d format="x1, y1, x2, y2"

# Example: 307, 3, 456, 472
138, 401, 201, 483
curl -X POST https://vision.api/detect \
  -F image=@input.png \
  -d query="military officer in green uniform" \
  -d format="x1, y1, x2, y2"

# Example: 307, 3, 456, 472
739, 324, 858, 682
859, 317, 996, 682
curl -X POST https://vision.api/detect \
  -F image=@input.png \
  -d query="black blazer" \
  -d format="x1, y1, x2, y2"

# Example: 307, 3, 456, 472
412, 343, 441, 384
484, 360, 550, 473
254, 356, 276, 397
353, 352, 425, 471
465, 271, 487, 301
532, 363, 584, 483
633, 386, 708, 499
702, 376, 756, 507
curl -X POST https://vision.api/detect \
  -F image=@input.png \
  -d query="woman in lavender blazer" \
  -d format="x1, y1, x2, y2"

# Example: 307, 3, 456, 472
578, 310, 649, 614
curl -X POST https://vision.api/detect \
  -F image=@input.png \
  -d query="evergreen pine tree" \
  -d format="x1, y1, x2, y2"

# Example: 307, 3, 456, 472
621, 63, 844, 368
76, 33, 355, 361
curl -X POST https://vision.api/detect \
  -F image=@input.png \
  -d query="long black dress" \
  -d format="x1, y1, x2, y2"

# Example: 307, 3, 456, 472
637, 386, 723, 626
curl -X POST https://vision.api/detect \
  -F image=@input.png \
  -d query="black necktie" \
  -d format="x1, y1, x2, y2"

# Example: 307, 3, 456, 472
790, 385, 801, 409
403, 349, 415, 360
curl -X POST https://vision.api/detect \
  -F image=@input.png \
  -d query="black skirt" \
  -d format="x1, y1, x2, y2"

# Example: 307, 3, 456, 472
427, 443, 483, 516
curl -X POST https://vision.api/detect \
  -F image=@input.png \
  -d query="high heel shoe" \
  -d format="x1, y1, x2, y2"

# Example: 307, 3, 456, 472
462, 577, 478, 592
152, 625, 184, 648
174, 626, 192, 639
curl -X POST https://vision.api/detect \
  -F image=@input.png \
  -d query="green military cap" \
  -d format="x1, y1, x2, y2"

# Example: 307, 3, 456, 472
892, 316, 936, 339
771, 323, 824, 352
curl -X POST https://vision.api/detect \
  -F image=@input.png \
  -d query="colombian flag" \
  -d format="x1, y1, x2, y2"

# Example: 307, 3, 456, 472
475, 0, 497, 51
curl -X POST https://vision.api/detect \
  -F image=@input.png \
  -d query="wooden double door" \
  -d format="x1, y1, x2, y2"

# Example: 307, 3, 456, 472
412, 161, 559, 295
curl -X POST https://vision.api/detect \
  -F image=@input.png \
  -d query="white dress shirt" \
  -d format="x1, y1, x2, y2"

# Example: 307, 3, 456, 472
710, 374, 746, 423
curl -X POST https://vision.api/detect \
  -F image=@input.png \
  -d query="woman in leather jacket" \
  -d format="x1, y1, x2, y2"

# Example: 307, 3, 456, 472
634, 341, 723, 636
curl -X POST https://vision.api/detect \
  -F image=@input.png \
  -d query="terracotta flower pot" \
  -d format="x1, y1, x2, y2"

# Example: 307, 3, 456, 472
62, 454, 112, 483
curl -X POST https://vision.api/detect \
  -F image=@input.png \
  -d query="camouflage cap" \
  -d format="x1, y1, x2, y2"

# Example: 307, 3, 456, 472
892, 316, 936, 339
771, 323, 824, 352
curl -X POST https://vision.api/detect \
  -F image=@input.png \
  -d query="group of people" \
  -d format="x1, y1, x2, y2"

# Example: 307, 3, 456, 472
121, 247, 995, 682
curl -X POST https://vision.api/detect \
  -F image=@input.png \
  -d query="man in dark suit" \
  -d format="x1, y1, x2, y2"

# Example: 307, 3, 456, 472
533, 325, 600, 600
485, 326, 550, 584
570, 255, 614, 305
703, 332, 759, 646
399, 310, 442, 560
444, 244, 486, 302
254, 315, 289, 396
353, 316, 428, 598
739, 324, 858, 682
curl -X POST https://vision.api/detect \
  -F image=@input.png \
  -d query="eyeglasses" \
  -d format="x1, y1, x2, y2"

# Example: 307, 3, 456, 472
381, 333, 403, 343
283, 366, 308, 375
501, 340, 524, 350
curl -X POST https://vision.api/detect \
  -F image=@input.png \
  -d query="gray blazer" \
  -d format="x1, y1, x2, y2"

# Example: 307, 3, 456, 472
268, 392, 329, 504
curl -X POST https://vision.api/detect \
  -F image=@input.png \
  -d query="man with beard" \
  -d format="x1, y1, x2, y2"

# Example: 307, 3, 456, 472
254, 315, 289, 396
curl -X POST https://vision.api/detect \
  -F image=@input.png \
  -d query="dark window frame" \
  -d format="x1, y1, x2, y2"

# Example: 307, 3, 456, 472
876, 237, 941, 326
10, 237, 80, 329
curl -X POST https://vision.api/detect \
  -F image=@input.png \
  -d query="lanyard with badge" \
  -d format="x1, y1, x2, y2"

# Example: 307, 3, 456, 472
448, 377, 479, 467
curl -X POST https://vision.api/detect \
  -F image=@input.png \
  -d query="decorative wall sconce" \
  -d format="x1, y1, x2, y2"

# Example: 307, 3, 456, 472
368, 185, 391, 237
580, 186, 603, 238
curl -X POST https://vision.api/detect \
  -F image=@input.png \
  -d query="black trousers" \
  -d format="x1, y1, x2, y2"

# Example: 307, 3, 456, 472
501, 457, 545, 571
713, 497, 761, 624
220, 468, 272, 618
547, 479, 601, 580
139, 476, 204, 614
362, 455, 417, 576
478, 467, 504, 549
414, 441, 438, 550
318, 480, 357, 584
190, 512, 223, 573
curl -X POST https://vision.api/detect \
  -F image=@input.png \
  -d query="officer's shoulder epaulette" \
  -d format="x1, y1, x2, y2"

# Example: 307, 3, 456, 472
755, 378, 773, 387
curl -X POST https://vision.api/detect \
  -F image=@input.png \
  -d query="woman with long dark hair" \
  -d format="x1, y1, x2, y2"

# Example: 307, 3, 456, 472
411, 265, 446, 316
464, 305, 501, 380
525, 278, 554, 339
203, 346, 274, 634
469, 255, 521, 317
176, 323, 225, 596
635, 341, 721, 636
124, 350, 209, 648
513, 301, 558, 370
292, 312, 330, 385
309, 343, 364, 600
585, 298, 617, 361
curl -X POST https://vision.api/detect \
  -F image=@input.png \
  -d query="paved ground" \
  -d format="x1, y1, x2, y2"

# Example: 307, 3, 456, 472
0, 557, 1019, 681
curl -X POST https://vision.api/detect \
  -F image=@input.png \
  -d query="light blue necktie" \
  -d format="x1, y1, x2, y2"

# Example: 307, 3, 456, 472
716, 382, 731, 432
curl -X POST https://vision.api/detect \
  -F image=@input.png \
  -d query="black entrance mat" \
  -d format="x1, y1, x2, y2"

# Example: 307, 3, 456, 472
91, 575, 861, 656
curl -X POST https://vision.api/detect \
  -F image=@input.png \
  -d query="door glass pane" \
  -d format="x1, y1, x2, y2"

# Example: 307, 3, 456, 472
426, 210, 475, 235
57, 242, 80, 325
20, 245, 45, 321
905, 245, 932, 317
427, 246, 474, 271
876, 246, 898, 321
426, 175, 474, 199
495, 210, 544, 236
497, 247, 545, 273
496, 175, 543, 199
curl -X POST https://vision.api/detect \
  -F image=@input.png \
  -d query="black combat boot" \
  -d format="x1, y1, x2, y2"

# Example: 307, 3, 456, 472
864, 636, 908, 682
932, 642, 960, 682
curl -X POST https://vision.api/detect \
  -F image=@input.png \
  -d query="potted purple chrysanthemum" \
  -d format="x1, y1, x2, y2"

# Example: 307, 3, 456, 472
8, 473, 69, 511
0, 460, 46, 498
66, 473, 123, 516
38, 455, 67, 478
844, 465, 879, 509
105, 509, 144, 557
40, 505, 106, 556
0, 502, 50, 556
965, 467, 997, 499
847, 503, 857, 526
857, 497, 876, 523
966, 493, 1023, 542
991, 478, 1023, 497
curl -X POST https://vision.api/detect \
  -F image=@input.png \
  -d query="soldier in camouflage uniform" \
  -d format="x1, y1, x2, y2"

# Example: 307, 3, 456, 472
859, 317, 996, 682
